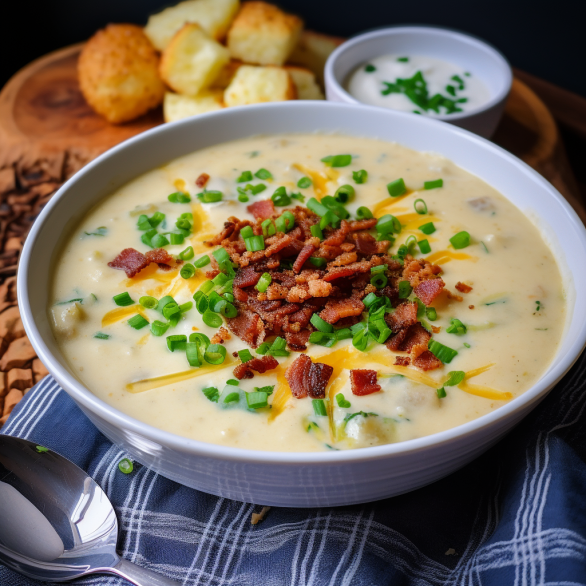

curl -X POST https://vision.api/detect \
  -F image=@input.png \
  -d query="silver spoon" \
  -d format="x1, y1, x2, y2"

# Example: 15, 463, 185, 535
0, 435, 180, 585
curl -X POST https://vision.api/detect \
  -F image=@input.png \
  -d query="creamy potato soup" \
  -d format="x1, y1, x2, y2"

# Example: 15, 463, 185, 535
49, 134, 565, 452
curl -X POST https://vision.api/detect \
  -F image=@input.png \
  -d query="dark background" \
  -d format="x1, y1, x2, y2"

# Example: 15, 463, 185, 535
1, 0, 585, 97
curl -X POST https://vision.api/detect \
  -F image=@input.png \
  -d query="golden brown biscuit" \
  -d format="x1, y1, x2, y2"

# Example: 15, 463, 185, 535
224, 65, 296, 107
78, 24, 165, 124
284, 66, 324, 100
163, 90, 225, 122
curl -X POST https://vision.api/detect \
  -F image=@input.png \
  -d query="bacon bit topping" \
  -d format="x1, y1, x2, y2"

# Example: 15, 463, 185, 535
233, 266, 261, 288
394, 356, 411, 366
247, 200, 275, 220
285, 354, 334, 399
455, 281, 473, 293
205, 222, 236, 246
469, 305, 475, 310
284, 329, 311, 351
211, 327, 231, 344
108, 248, 148, 278
386, 301, 418, 331
413, 350, 443, 371
307, 279, 332, 297
350, 369, 381, 396
446, 290, 464, 302
226, 309, 266, 348
431, 325, 441, 333
320, 297, 365, 324
145, 248, 182, 271
386, 322, 431, 353
292, 241, 317, 273
414, 278, 445, 306
196, 173, 210, 188
233, 355, 279, 380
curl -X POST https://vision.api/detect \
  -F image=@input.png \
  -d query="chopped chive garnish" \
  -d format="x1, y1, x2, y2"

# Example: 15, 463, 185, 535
364, 64, 376, 72
336, 327, 352, 340
446, 318, 467, 335
398, 280, 412, 299
238, 193, 249, 203
334, 184, 355, 203
464, 342, 471, 348
175, 218, 191, 231
203, 387, 220, 402
419, 222, 436, 235
246, 391, 269, 409
238, 349, 254, 363
418, 239, 431, 254
445, 370, 465, 386
371, 273, 388, 289
450, 231, 471, 249
266, 336, 289, 357
321, 154, 352, 167
194, 255, 210, 268
256, 342, 270, 355
250, 183, 266, 195
197, 190, 223, 203
405, 235, 417, 251
356, 206, 373, 220
387, 178, 406, 197
150, 211, 165, 227
202, 309, 222, 328
424, 179, 443, 190
94, 332, 110, 340
137, 215, 152, 231
261, 218, 276, 237
307, 197, 329, 217
180, 263, 196, 279
237, 171, 253, 183
376, 214, 401, 234
168, 191, 191, 203
352, 169, 368, 184
309, 331, 337, 347
178, 246, 194, 260
169, 232, 185, 245
151, 234, 170, 248
255, 385, 274, 395
226, 379, 239, 386
224, 391, 240, 404
335, 393, 351, 408
271, 186, 291, 206
139, 296, 158, 309
240, 225, 254, 239
297, 176, 312, 188
310, 314, 334, 333
244, 235, 265, 252
371, 264, 388, 274
276, 211, 295, 233
290, 192, 304, 202
319, 210, 342, 230
205, 343, 227, 364
310, 224, 323, 240
212, 272, 229, 288
185, 343, 201, 367
312, 399, 328, 416
446, 85, 456, 97
428, 340, 458, 363
141, 228, 157, 248
254, 168, 272, 180
128, 315, 149, 330
481, 241, 489, 253
84, 226, 107, 237
150, 320, 169, 336
363, 292, 378, 308
167, 334, 187, 351
309, 257, 327, 268
426, 307, 437, 321
256, 272, 272, 293
436, 387, 447, 399
113, 292, 134, 307
414, 199, 428, 214
118, 459, 133, 474
36, 446, 49, 453
397, 57, 409, 62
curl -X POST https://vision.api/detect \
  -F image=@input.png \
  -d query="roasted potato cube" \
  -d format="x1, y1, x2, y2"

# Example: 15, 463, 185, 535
160, 23, 230, 97
145, 0, 240, 50
78, 24, 165, 124
227, 2, 303, 66
51, 302, 84, 339
284, 66, 324, 100
163, 90, 224, 122
288, 30, 344, 85
224, 65, 296, 107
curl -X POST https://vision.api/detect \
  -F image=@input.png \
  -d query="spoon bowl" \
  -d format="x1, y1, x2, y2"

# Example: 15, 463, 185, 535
0, 435, 179, 585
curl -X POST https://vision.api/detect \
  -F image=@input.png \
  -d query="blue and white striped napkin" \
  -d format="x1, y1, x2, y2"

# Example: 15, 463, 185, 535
2, 348, 586, 585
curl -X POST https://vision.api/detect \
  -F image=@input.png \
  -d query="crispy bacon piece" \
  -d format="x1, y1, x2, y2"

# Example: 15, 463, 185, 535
145, 248, 182, 270
328, 251, 358, 267
320, 297, 364, 324
211, 327, 231, 344
286, 285, 311, 304
206, 222, 236, 246
386, 323, 431, 353
108, 248, 148, 278
233, 355, 279, 380
394, 356, 411, 366
247, 200, 275, 220
233, 267, 261, 288
353, 233, 387, 256
403, 257, 442, 287
285, 329, 311, 351
455, 281, 473, 293
446, 290, 464, 302
323, 260, 373, 282
226, 309, 266, 348
307, 279, 332, 297
285, 354, 333, 399
287, 306, 314, 328
195, 173, 210, 188
414, 278, 445, 306
413, 350, 442, 371
386, 301, 418, 332
266, 282, 289, 300
293, 242, 317, 273
350, 369, 381, 396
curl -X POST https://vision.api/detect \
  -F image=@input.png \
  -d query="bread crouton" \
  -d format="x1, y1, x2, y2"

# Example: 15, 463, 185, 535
284, 66, 324, 100
211, 60, 244, 89
145, 0, 240, 50
78, 24, 165, 124
160, 23, 230, 97
288, 30, 344, 85
224, 65, 296, 107
163, 90, 224, 122
227, 2, 303, 66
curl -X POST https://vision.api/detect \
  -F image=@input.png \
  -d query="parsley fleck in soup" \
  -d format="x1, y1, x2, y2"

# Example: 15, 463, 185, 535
49, 134, 565, 452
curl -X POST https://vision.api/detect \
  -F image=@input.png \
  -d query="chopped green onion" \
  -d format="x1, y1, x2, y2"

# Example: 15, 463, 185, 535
387, 178, 406, 197
137, 215, 152, 231
255, 385, 274, 395
309, 257, 327, 268
275, 211, 295, 233
118, 459, 133, 474
450, 231, 471, 249
158, 296, 176, 313
179, 301, 192, 313
246, 391, 269, 409
321, 154, 352, 167
418, 239, 431, 254
356, 206, 373, 220
149, 211, 165, 227
213, 247, 231, 271
312, 399, 328, 416
178, 246, 194, 260
353, 170, 368, 184
202, 309, 222, 328
202, 387, 220, 402
238, 349, 254, 363
310, 314, 334, 333
175, 218, 191, 231
446, 318, 467, 335
364, 64, 376, 72
128, 315, 149, 330
240, 225, 254, 239
141, 229, 157, 248
371, 274, 388, 289
150, 320, 169, 336
244, 235, 265, 252
481, 241, 489, 253
397, 56, 409, 62
336, 393, 351, 408
261, 219, 276, 237
319, 210, 340, 230
376, 214, 401, 234
309, 332, 337, 347
334, 184, 355, 203
238, 193, 249, 203
436, 387, 447, 399
36, 445, 49, 453
167, 334, 187, 352
208, 291, 225, 312
185, 342, 201, 367
139, 296, 158, 309
444, 370, 465, 386
223, 292, 234, 303
194, 255, 210, 268
419, 222, 436, 235
371, 264, 387, 274
307, 197, 329, 217
256, 272, 271, 293
321, 196, 350, 219
205, 343, 227, 364
188, 333, 210, 366
426, 307, 437, 321
237, 170, 253, 183
113, 292, 134, 307
405, 235, 417, 250
168, 191, 191, 203
224, 391, 240, 404
254, 168, 272, 180
221, 302, 237, 319
85, 226, 107, 237
297, 176, 312, 188
256, 342, 270, 355
180, 263, 196, 279
197, 190, 223, 203
151, 234, 170, 248
352, 327, 369, 352
226, 379, 239, 386
428, 340, 458, 363
398, 280, 412, 298
335, 327, 352, 340
414, 199, 428, 214
271, 186, 291, 206
363, 292, 378, 308
194, 292, 208, 314
249, 183, 266, 195
424, 179, 443, 190
267, 337, 289, 357
94, 332, 110, 340
290, 192, 304, 202
310, 224, 323, 240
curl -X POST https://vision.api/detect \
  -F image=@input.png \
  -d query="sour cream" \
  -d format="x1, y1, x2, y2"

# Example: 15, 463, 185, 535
347, 55, 490, 115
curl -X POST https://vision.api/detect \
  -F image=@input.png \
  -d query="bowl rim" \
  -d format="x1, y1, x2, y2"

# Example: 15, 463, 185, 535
324, 25, 513, 122
17, 100, 586, 466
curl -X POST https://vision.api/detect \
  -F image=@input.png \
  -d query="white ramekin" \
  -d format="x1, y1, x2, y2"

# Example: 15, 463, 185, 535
324, 26, 513, 139
18, 101, 586, 507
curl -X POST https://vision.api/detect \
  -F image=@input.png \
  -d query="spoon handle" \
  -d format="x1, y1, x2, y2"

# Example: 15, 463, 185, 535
108, 558, 182, 586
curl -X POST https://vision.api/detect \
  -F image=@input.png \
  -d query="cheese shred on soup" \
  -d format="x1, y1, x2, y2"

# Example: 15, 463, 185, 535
49, 134, 566, 452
